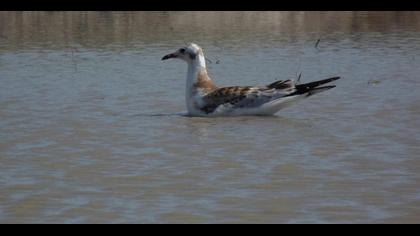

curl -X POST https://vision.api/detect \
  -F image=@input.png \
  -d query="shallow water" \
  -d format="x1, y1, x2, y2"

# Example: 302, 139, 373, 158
1, 11, 420, 223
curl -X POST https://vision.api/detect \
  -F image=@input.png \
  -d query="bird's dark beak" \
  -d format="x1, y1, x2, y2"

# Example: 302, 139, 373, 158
162, 53, 177, 60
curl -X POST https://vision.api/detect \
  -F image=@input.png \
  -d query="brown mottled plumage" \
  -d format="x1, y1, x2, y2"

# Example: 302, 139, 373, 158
200, 85, 273, 114
193, 69, 217, 93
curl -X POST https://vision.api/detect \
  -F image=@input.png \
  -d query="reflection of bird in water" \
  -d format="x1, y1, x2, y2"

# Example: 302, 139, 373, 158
184, 118, 214, 143
162, 43, 341, 117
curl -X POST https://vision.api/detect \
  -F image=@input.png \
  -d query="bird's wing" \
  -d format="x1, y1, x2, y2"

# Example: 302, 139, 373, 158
200, 77, 341, 114
201, 82, 294, 114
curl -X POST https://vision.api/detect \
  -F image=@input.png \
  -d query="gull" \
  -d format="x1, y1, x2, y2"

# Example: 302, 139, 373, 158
162, 43, 341, 117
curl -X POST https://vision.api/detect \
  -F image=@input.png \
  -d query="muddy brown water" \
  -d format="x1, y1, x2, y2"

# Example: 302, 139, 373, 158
1, 12, 420, 223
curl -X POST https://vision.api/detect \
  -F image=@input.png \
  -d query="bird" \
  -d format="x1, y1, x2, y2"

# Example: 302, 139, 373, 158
162, 43, 341, 117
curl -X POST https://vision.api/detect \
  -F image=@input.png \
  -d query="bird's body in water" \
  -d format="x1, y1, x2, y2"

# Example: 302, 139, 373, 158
162, 43, 341, 117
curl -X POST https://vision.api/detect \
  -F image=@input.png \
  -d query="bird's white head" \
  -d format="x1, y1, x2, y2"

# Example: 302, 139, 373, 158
162, 43, 206, 67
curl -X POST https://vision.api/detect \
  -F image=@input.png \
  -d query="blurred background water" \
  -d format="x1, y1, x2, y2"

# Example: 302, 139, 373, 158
1, 11, 420, 223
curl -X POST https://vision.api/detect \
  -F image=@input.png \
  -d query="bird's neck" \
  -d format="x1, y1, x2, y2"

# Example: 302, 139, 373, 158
186, 55, 216, 94
185, 55, 217, 114
187, 53, 206, 75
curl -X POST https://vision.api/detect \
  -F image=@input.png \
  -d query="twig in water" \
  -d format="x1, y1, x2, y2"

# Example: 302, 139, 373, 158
297, 72, 302, 83
315, 39, 321, 49
368, 79, 381, 85
294, 57, 302, 83
70, 47, 78, 72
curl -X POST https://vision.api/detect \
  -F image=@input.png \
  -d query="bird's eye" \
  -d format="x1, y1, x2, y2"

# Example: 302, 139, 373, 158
180, 48, 186, 53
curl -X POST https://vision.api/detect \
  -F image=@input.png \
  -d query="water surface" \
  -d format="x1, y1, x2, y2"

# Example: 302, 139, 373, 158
1, 11, 420, 223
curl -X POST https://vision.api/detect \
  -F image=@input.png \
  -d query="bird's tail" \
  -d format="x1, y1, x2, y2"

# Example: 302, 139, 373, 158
304, 85, 336, 97
263, 76, 341, 115
289, 76, 341, 96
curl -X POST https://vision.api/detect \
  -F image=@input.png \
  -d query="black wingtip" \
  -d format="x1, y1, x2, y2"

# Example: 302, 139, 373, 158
296, 76, 341, 91
306, 85, 336, 97
329, 76, 341, 82
286, 77, 341, 97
